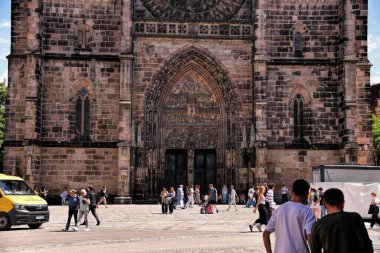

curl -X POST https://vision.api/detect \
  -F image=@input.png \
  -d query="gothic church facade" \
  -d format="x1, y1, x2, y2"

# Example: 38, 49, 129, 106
4, 0, 373, 199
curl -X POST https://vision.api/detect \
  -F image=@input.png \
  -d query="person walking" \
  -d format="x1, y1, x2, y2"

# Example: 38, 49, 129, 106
168, 187, 176, 214
280, 184, 288, 203
318, 187, 326, 218
185, 184, 194, 208
246, 185, 255, 207
62, 189, 80, 231
249, 186, 267, 232
311, 188, 373, 253
227, 185, 238, 211
265, 184, 275, 222
97, 186, 109, 208
194, 185, 201, 205
160, 187, 168, 214
222, 185, 228, 204
208, 184, 219, 213
78, 189, 91, 231
175, 185, 184, 209
369, 192, 380, 229
60, 187, 68, 205
310, 188, 321, 220
85, 185, 101, 226
263, 179, 315, 253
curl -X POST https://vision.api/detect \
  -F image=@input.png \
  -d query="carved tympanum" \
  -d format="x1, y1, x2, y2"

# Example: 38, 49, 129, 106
164, 77, 220, 125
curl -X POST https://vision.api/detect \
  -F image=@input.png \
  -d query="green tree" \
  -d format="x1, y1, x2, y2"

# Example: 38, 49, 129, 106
373, 114, 380, 165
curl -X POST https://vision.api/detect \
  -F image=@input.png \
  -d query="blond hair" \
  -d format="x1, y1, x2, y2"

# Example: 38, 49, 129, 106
259, 186, 266, 194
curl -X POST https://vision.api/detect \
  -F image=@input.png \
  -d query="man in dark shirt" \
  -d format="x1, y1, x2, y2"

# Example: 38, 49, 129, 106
311, 188, 373, 253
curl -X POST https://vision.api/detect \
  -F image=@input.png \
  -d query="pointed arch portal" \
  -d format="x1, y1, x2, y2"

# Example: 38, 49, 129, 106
140, 46, 241, 196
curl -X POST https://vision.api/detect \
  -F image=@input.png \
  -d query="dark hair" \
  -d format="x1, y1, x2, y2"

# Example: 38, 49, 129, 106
292, 179, 310, 197
324, 188, 344, 207
268, 184, 274, 190
88, 185, 94, 191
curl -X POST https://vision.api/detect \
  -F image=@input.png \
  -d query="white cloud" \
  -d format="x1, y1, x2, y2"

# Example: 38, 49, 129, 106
372, 71, 380, 85
369, 34, 380, 53
0, 21, 10, 28
0, 69, 7, 83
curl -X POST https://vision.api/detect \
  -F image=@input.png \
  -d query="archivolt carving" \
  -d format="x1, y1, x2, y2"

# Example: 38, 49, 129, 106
145, 46, 240, 113
140, 0, 246, 21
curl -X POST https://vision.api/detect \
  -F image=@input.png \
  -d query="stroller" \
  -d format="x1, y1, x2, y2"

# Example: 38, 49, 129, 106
200, 195, 213, 214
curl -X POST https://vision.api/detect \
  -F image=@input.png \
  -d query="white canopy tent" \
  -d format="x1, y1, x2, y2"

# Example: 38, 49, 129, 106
311, 182, 380, 219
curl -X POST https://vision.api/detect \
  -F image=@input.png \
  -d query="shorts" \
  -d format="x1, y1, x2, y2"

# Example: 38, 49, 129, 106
209, 200, 216, 204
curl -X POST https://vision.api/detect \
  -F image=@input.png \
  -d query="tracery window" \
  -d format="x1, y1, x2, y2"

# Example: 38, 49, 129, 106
293, 94, 304, 140
77, 21, 91, 49
76, 87, 90, 137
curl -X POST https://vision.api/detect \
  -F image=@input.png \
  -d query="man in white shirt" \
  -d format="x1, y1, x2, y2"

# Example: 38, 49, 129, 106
263, 179, 315, 253
281, 184, 288, 203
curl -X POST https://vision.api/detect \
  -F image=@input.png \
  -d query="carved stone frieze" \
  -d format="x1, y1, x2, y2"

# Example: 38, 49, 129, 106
140, 0, 246, 21
164, 127, 219, 149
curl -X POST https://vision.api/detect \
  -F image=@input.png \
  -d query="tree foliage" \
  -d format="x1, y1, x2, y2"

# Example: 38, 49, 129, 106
373, 114, 380, 165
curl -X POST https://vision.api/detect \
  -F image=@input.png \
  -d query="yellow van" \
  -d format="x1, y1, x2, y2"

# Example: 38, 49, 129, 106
0, 174, 49, 230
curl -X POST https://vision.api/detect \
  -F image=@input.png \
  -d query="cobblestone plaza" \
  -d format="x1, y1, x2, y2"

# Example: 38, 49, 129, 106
2, 205, 380, 253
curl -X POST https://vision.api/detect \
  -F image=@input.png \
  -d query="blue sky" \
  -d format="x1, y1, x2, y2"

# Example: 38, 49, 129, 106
0, 0, 379, 84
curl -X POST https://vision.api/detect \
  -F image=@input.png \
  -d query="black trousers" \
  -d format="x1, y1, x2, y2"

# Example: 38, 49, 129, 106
254, 204, 268, 225
169, 201, 174, 213
162, 203, 168, 213
89, 205, 100, 222
66, 208, 78, 230
371, 213, 380, 227
282, 194, 288, 203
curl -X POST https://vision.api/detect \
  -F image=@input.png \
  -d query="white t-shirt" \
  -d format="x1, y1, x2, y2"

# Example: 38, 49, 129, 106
230, 189, 237, 199
281, 186, 288, 195
266, 201, 315, 253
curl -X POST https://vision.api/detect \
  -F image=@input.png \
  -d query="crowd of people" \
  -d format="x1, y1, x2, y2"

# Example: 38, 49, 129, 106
158, 180, 376, 252
61, 185, 108, 232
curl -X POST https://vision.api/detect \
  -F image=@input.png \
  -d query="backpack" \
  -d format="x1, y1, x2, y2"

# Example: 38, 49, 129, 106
206, 204, 213, 214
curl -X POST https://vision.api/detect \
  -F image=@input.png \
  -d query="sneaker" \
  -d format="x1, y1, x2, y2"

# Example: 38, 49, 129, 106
96, 205, 99, 208
96, 221, 101, 226
216, 209, 219, 213
256, 223, 262, 232
73, 226, 78, 231
249, 225, 253, 232
61, 228, 68, 232
84, 228, 90, 232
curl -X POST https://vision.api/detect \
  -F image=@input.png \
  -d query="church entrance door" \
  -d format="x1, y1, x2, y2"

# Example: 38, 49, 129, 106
194, 149, 216, 194
164, 149, 188, 189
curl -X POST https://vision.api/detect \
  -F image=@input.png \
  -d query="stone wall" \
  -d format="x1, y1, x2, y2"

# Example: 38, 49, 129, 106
39, 148, 118, 194
266, 65, 340, 145
43, 0, 121, 55
41, 59, 120, 142
266, 149, 341, 193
